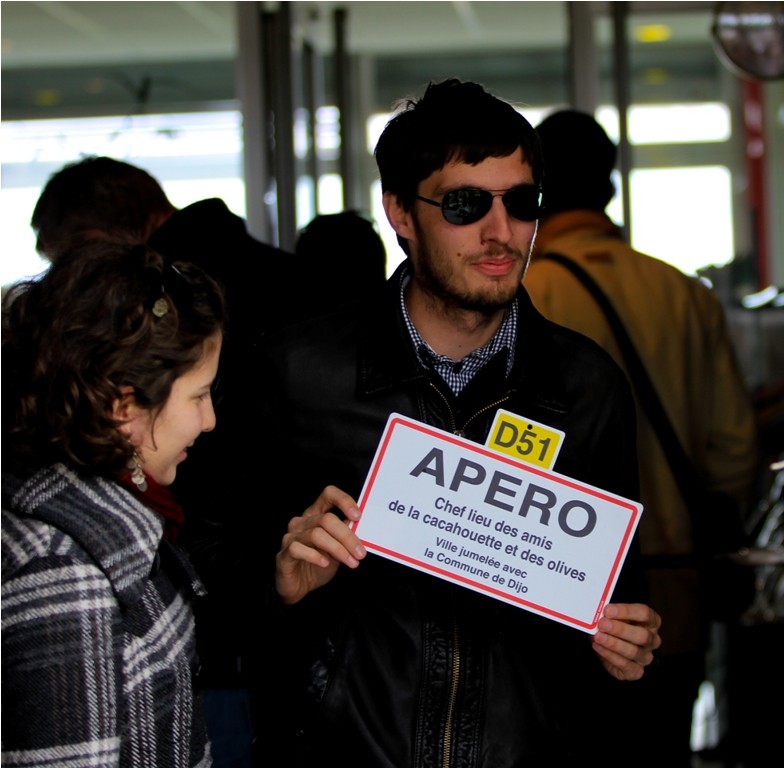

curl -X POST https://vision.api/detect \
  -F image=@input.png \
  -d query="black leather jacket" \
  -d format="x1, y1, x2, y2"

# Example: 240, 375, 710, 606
261, 263, 647, 767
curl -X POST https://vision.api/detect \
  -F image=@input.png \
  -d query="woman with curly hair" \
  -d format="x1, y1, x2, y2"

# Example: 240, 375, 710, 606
2, 240, 225, 767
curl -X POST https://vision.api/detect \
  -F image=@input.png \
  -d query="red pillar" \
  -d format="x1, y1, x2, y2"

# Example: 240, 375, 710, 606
740, 78, 769, 289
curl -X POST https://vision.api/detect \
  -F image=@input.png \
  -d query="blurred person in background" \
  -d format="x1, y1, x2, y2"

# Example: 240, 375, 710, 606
524, 109, 761, 767
294, 209, 387, 318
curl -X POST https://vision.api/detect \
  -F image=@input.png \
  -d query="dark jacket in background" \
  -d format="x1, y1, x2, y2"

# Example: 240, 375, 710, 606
150, 198, 293, 688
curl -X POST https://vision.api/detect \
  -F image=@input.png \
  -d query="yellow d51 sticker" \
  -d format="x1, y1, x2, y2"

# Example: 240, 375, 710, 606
485, 409, 564, 470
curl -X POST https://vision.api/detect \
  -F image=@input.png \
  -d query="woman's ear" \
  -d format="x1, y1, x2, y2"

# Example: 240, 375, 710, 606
112, 387, 143, 441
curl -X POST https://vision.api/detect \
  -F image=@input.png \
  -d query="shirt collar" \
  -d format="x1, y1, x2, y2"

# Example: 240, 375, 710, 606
398, 265, 517, 394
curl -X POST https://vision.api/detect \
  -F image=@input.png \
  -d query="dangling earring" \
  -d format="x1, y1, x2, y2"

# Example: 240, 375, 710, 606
127, 450, 148, 492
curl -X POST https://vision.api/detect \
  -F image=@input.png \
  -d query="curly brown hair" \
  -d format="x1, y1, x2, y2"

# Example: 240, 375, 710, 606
2, 240, 226, 476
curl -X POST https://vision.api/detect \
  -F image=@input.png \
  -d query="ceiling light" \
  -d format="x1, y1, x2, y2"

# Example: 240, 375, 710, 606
635, 24, 673, 43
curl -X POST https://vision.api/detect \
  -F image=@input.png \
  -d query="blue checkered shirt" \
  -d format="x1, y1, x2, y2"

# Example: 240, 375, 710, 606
399, 268, 517, 395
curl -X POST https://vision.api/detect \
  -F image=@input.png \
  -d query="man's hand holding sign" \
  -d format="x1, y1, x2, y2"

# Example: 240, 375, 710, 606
275, 411, 661, 682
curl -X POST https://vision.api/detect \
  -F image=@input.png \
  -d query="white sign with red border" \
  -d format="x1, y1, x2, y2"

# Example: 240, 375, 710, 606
352, 413, 642, 634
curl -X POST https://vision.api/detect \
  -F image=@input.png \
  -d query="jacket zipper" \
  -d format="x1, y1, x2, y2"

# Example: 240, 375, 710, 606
441, 617, 461, 768
427, 382, 511, 438
428, 382, 511, 767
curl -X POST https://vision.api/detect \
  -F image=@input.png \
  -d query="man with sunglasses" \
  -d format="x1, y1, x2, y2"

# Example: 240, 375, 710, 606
260, 79, 661, 767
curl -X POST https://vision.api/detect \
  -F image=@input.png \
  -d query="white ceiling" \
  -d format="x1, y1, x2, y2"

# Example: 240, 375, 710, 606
1, 1, 719, 69
0, 1, 724, 121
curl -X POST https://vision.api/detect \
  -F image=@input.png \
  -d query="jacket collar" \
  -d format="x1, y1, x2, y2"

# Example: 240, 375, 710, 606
5, 463, 204, 608
357, 261, 573, 416
534, 209, 623, 256
357, 261, 431, 396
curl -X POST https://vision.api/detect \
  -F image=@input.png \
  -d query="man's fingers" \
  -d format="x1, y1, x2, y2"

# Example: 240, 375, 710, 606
302, 484, 362, 522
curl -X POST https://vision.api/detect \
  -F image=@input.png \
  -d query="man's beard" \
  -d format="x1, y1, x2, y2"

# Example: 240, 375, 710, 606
415, 238, 525, 315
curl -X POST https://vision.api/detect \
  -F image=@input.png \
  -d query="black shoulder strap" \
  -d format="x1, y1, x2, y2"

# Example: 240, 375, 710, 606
540, 252, 703, 505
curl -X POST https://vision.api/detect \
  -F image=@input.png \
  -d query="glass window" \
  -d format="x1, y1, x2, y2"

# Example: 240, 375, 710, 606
597, 103, 735, 274
627, 166, 734, 274
1, 111, 243, 290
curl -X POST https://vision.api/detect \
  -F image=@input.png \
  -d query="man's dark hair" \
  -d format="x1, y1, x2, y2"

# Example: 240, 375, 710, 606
536, 110, 617, 214
31, 156, 176, 260
374, 78, 543, 209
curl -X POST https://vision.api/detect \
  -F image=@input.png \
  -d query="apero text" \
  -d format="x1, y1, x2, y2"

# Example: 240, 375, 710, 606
410, 447, 597, 539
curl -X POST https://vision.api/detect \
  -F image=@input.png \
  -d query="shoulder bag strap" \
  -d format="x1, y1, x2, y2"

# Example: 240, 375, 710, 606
540, 252, 704, 505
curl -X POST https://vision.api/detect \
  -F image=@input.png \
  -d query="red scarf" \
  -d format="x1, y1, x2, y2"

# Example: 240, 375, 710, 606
117, 471, 185, 542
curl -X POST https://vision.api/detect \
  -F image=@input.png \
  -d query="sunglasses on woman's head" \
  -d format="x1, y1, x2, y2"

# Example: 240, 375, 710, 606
415, 184, 542, 226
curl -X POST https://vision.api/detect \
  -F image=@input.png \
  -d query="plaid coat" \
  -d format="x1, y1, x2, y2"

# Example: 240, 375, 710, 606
2, 462, 211, 767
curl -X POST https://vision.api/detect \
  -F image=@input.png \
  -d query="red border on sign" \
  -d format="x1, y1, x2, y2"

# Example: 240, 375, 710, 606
354, 415, 640, 632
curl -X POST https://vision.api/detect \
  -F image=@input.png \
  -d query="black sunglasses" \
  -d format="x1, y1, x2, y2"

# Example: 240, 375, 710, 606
415, 184, 542, 226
